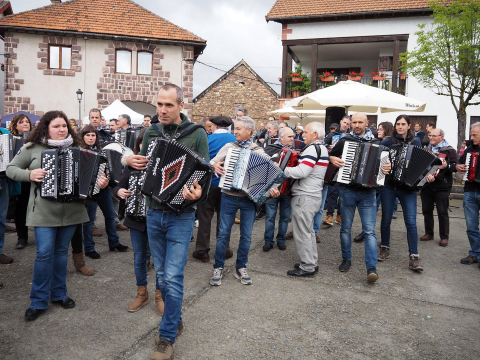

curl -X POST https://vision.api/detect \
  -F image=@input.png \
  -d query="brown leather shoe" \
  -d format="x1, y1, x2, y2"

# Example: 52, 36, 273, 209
285, 231, 293, 240
72, 253, 94, 276
0, 254, 14, 264
323, 215, 333, 226
192, 250, 210, 263
127, 286, 149, 312
5, 224, 16, 233
335, 215, 342, 225
92, 226, 103, 237
439, 239, 448, 247
420, 234, 433, 241
409, 254, 423, 271
154, 289, 164, 315
234, 217, 240, 224
116, 223, 128, 231
315, 234, 320, 243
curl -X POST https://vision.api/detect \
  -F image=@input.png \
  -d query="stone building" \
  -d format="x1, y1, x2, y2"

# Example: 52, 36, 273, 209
192, 60, 279, 126
0, 0, 206, 120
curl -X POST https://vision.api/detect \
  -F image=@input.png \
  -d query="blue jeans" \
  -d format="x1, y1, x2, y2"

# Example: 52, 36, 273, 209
214, 194, 256, 269
130, 228, 159, 288
0, 177, 9, 255
380, 186, 418, 255
83, 188, 120, 253
146, 208, 195, 344
313, 185, 329, 233
339, 187, 378, 271
463, 191, 480, 258
30, 225, 77, 309
264, 195, 292, 245
377, 195, 399, 213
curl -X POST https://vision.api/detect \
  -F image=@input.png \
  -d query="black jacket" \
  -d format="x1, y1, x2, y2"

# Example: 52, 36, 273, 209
113, 166, 146, 232
459, 142, 480, 192
421, 145, 457, 192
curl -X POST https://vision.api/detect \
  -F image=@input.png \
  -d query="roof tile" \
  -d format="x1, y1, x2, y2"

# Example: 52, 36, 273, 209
266, 0, 432, 20
0, 0, 205, 43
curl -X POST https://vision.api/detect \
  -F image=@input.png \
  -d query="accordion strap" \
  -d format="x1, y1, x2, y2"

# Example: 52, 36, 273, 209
152, 123, 203, 141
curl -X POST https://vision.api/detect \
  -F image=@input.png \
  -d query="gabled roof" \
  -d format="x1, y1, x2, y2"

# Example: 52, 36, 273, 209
193, 60, 278, 103
0, 0, 205, 45
266, 0, 432, 21
0, 1, 13, 16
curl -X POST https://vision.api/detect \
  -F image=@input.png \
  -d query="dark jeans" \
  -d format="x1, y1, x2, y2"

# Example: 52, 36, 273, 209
0, 177, 9, 255
462, 191, 480, 258
130, 228, 158, 288
71, 224, 83, 254
14, 182, 30, 240
83, 188, 120, 253
264, 195, 291, 245
326, 182, 341, 216
380, 186, 419, 255
420, 187, 450, 240
196, 186, 230, 253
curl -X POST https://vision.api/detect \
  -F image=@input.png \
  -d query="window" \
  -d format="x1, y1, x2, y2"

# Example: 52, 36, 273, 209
116, 50, 132, 73
137, 51, 152, 75
49, 45, 71, 69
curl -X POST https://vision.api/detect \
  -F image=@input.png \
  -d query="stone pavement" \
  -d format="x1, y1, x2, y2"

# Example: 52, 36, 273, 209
0, 198, 479, 359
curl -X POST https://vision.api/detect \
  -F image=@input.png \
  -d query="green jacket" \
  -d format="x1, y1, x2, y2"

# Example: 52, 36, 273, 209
139, 113, 210, 210
6, 143, 89, 227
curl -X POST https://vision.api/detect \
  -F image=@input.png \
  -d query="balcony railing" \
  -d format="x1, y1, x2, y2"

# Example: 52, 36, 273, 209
284, 74, 408, 99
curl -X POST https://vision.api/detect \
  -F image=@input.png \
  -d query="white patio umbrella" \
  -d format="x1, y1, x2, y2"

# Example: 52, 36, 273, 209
286, 80, 426, 113
268, 106, 325, 120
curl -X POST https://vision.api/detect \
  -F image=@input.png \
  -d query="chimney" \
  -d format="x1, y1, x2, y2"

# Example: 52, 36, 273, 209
51, 0, 62, 4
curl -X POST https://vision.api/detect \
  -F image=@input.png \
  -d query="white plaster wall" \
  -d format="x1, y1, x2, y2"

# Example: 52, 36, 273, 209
13, 33, 189, 120
285, 17, 480, 147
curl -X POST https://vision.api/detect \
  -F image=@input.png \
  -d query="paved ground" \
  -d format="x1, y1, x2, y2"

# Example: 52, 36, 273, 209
0, 198, 479, 359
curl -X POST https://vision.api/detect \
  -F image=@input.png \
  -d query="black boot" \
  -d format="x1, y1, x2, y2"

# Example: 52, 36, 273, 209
354, 231, 365, 243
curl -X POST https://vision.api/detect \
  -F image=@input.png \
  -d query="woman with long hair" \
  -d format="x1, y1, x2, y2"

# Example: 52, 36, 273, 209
8, 114, 33, 249
377, 121, 394, 140
113, 128, 164, 314
378, 115, 423, 270
80, 125, 129, 259
6, 110, 108, 321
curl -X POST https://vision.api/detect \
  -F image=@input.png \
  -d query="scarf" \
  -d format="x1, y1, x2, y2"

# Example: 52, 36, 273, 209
237, 139, 252, 148
44, 134, 74, 148
429, 139, 450, 153
349, 127, 375, 141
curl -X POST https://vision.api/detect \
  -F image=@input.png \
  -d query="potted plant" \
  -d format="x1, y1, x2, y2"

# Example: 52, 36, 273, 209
372, 71, 386, 81
400, 73, 407, 80
348, 71, 364, 81
318, 70, 335, 82
395, 87, 405, 95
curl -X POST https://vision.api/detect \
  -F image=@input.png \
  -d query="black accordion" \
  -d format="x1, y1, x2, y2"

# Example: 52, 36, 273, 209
126, 170, 146, 221
13, 132, 31, 155
324, 141, 389, 188
140, 138, 213, 213
40, 147, 107, 202
218, 146, 287, 205
100, 141, 128, 186
115, 129, 140, 151
389, 144, 442, 188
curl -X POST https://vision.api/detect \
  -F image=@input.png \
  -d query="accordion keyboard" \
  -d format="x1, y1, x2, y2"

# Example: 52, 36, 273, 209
219, 147, 241, 190
337, 141, 359, 184
59, 149, 74, 197
41, 150, 58, 198
0, 134, 12, 172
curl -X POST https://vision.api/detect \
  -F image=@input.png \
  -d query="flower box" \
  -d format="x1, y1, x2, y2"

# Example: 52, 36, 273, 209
348, 76, 362, 81
372, 76, 386, 81
400, 74, 407, 80
291, 77, 303, 82
320, 76, 335, 82
291, 90, 301, 98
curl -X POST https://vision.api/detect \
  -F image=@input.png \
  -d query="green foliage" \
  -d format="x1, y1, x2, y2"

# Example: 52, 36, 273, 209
289, 63, 311, 92
400, 0, 480, 147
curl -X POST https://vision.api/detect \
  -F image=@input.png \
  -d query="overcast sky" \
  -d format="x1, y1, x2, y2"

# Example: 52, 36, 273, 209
13, 0, 283, 98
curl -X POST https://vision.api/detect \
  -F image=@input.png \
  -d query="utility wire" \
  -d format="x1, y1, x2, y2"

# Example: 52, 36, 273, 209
193, 60, 281, 87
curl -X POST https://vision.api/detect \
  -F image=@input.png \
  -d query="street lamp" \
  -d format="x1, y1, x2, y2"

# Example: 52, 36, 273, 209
76, 89, 83, 127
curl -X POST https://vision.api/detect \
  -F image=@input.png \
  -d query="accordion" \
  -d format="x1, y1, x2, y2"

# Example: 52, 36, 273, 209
462, 152, 480, 183
141, 138, 213, 213
0, 134, 14, 172
277, 148, 300, 195
40, 147, 107, 202
324, 141, 389, 188
219, 146, 287, 205
390, 144, 442, 188
115, 129, 140, 150
125, 170, 146, 221
13, 132, 31, 155
293, 140, 306, 150
100, 141, 128, 186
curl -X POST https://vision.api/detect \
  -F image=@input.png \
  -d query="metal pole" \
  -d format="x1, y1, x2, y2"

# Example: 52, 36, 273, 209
78, 100, 81, 128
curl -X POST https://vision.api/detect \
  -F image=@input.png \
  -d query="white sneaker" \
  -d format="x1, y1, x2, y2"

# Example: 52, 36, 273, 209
194, 220, 199, 228
210, 267, 224, 286
234, 268, 252, 285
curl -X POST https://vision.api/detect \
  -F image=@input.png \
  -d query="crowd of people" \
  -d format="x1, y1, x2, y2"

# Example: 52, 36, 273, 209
0, 83, 479, 360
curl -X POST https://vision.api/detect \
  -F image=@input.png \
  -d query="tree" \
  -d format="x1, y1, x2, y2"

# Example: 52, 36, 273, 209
400, 0, 480, 148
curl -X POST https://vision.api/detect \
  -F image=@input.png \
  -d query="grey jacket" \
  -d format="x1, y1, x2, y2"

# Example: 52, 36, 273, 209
6, 143, 89, 227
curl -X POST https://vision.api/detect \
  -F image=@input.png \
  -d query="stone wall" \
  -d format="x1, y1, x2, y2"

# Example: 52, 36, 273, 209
192, 64, 279, 127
